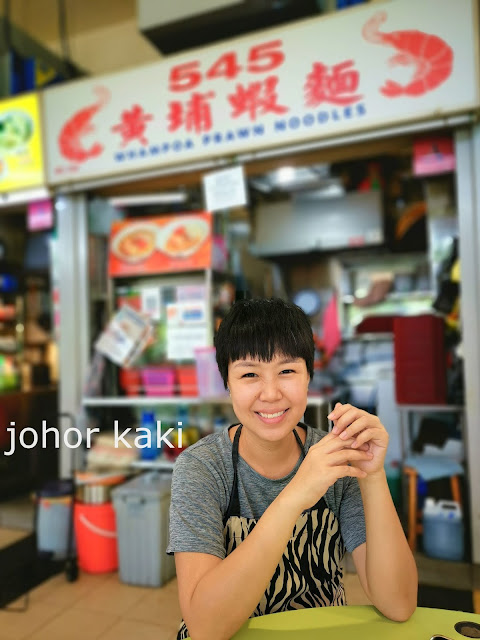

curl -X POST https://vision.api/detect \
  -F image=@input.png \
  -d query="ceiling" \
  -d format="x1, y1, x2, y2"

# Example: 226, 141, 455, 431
1, 0, 160, 75
1, 0, 328, 76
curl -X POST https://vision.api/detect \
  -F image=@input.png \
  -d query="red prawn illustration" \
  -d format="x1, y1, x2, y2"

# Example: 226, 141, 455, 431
362, 11, 453, 97
58, 86, 110, 162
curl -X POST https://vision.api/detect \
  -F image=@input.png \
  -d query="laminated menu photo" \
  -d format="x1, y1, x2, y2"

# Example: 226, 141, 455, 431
94, 305, 153, 367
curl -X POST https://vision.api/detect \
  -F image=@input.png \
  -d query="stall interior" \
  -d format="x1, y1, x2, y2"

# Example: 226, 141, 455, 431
80, 128, 467, 573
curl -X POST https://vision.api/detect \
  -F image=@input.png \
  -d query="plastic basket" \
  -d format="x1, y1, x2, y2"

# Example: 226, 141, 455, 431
176, 365, 198, 396
119, 368, 142, 396
141, 367, 176, 396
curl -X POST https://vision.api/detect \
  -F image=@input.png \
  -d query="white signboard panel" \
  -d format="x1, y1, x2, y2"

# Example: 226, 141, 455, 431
43, 0, 479, 186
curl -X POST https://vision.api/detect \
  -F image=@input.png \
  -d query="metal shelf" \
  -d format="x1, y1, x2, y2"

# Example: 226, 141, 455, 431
83, 395, 230, 407
342, 332, 393, 342
342, 291, 434, 304
130, 459, 175, 471
83, 394, 330, 408
397, 404, 464, 412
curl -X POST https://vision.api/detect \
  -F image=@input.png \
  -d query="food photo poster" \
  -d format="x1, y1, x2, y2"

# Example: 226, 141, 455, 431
108, 212, 213, 277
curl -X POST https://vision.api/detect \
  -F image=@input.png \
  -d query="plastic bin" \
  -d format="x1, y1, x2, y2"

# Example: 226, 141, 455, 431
74, 502, 118, 573
112, 472, 176, 587
176, 365, 198, 396
422, 498, 464, 561
37, 479, 74, 559
194, 347, 227, 398
141, 367, 176, 396
119, 368, 142, 396
393, 315, 447, 404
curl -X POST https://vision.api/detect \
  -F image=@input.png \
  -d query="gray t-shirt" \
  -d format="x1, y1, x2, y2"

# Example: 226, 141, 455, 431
167, 424, 366, 558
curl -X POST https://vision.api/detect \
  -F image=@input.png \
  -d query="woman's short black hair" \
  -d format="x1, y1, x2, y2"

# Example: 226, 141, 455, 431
214, 297, 314, 388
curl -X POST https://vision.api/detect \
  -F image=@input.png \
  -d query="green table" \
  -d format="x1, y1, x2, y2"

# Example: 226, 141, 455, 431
225, 606, 480, 639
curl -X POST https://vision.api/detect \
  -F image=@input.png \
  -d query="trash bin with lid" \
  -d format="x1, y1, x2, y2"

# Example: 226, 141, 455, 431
37, 479, 75, 559
112, 471, 176, 587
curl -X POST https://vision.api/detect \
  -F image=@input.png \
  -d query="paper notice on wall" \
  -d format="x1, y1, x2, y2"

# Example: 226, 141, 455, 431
203, 165, 248, 212
167, 326, 209, 360
141, 286, 162, 320
166, 301, 209, 360
176, 285, 206, 302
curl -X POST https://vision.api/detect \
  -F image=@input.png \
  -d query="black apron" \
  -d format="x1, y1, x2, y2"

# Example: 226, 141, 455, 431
177, 423, 346, 639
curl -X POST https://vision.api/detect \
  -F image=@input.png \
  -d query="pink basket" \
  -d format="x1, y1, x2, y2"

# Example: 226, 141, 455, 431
140, 367, 176, 396
194, 348, 227, 398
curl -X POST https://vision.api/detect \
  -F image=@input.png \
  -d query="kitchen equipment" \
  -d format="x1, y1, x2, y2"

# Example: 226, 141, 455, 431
75, 472, 126, 504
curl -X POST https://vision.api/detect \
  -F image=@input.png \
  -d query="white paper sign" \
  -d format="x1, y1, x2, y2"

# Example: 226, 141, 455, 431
203, 165, 248, 212
167, 326, 209, 360
166, 301, 209, 359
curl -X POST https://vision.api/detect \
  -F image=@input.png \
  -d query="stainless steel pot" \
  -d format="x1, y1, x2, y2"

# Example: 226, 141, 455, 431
75, 472, 126, 504
76, 483, 114, 504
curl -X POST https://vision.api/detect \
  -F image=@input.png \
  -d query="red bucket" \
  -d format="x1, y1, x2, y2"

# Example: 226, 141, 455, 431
74, 502, 118, 573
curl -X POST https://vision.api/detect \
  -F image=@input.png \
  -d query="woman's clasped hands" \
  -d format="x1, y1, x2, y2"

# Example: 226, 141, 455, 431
329, 402, 389, 476
286, 403, 389, 513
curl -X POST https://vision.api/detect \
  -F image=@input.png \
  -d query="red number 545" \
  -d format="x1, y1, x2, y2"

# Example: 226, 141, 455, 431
168, 40, 285, 92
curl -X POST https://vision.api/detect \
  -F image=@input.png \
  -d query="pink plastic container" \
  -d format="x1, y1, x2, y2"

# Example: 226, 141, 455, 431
140, 367, 176, 396
194, 347, 228, 398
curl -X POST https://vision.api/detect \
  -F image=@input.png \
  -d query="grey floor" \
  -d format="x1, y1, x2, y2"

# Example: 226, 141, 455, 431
1, 496, 479, 592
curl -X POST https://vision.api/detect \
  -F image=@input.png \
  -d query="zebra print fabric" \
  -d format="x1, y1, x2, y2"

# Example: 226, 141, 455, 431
176, 504, 346, 639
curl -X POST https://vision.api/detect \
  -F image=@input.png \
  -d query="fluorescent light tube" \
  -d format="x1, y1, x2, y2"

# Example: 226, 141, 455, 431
108, 193, 188, 207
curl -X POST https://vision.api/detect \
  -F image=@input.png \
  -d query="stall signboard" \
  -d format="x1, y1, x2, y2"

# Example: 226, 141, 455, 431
43, 0, 479, 186
108, 212, 212, 277
0, 93, 45, 193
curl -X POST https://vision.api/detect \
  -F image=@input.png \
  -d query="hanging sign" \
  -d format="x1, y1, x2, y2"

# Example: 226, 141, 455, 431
43, 0, 479, 186
203, 165, 248, 212
27, 199, 54, 231
413, 136, 456, 176
0, 93, 45, 193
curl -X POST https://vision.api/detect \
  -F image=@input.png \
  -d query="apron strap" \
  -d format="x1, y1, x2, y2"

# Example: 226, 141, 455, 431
223, 425, 242, 525
223, 423, 308, 524
293, 426, 307, 460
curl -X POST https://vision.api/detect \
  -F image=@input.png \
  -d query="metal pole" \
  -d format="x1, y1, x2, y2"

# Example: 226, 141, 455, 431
454, 125, 480, 564
56, 193, 90, 478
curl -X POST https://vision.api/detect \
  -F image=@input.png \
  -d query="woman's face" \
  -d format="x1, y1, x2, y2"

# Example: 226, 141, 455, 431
227, 352, 310, 442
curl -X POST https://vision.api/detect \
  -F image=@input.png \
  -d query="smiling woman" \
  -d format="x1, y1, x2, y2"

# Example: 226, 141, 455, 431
167, 298, 417, 640
227, 353, 310, 451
